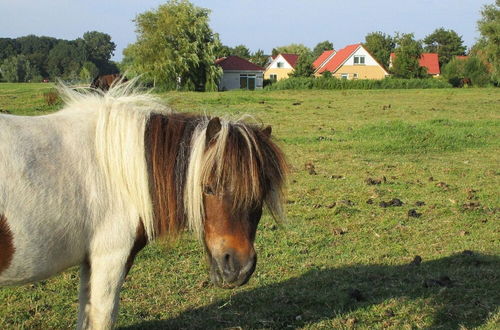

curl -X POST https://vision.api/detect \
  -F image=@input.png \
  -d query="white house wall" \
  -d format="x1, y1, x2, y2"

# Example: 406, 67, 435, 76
267, 54, 294, 69
343, 46, 380, 66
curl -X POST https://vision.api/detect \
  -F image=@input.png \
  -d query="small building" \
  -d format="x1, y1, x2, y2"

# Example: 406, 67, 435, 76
314, 44, 389, 79
215, 55, 264, 91
389, 52, 441, 77
264, 53, 299, 81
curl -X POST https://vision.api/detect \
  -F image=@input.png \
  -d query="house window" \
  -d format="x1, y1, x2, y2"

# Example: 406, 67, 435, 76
353, 55, 365, 65
277, 62, 284, 68
341, 73, 348, 80
353, 73, 358, 79
240, 74, 256, 90
270, 74, 278, 82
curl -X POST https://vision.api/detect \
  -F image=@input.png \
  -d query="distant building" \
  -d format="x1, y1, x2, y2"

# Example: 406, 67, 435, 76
389, 52, 441, 77
314, 44, 389, 80
264, 53, 299, 81
215, 55, 264, 91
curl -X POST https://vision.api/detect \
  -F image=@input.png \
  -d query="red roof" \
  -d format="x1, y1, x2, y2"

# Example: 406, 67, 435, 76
279, 53, 299, 68
215, 56, 264, 71
390, 52, 440, 75
313, 50, 335, 69
318, 44, 361, 74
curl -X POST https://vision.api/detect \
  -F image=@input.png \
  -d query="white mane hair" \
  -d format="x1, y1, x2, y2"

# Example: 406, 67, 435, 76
57, 80, 168, 241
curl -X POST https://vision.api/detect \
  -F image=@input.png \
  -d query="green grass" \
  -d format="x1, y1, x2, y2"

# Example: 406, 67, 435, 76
1, 84, 499, 329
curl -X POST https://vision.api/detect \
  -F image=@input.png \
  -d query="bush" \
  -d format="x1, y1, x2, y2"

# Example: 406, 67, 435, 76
442, 56, 491, 87
265, 76, 452, 90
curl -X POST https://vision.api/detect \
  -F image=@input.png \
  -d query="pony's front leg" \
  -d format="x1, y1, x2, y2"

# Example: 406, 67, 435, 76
77, 259, 91, 329
84, 252, 129, 330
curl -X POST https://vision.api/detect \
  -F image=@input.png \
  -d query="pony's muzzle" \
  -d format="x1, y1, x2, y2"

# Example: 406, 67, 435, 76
210, 249, 256, 288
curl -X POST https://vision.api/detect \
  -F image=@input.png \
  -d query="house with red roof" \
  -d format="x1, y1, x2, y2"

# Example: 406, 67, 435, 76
389, 53, 441, 77
215, 55, 265, 91
264, 53, 299, 81
313, 44, 389, 80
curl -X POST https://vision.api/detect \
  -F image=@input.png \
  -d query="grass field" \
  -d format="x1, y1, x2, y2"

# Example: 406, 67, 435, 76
0, 83, 499, 329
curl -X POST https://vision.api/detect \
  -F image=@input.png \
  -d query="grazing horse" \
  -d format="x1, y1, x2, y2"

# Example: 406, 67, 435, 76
0, 82, 287, 329
90, 74, 127, 91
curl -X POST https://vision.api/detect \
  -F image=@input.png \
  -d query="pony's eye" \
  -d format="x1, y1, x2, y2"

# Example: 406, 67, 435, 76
203, 185, 215, 195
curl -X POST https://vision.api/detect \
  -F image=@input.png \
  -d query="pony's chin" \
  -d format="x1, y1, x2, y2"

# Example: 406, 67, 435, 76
209, 266, 253, 289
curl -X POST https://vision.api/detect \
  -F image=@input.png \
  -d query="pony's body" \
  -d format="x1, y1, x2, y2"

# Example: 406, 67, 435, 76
0, 84, 287, 329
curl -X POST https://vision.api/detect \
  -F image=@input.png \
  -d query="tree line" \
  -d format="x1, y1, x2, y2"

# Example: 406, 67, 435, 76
1, 0, 498, 88
0, 31, 118, 83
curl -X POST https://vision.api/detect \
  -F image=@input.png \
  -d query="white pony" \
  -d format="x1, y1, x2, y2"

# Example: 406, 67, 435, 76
0, 82, 287, 329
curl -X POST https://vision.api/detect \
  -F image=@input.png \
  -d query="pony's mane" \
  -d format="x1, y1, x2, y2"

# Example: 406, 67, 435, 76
57, 80, 287, 242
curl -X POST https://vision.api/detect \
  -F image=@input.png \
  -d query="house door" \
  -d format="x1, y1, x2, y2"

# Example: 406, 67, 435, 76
240, 74, 256, 90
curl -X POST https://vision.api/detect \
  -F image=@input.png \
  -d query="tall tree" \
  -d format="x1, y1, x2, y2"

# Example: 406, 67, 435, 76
272, 43, 311, 57
47, 41, 82, 79
312, 40, 334, 58
249, 49, 268, 68
122, 0, 221, 91
423, 28, 466, 67
82, 31, 116, 73
0, 55, 40, 82
391, 33, 427, 78
477, 0, 500, 84
364, 31, 395, 68
289, 53, 315, 78
231, 45, 251, 59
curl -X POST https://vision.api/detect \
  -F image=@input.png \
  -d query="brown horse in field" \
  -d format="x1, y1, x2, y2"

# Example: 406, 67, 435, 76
90, 74, 128, 91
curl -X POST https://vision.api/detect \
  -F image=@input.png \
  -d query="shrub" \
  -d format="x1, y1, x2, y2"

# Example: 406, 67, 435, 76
265, 76, 451, 90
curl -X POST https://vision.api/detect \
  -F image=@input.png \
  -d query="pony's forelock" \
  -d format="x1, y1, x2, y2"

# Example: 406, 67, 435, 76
185, 118, 288, 240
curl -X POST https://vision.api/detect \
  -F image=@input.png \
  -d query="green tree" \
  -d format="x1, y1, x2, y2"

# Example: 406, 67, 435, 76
312, 40, 334, 58
364, 31, 395, 68
391, 33, 427, 78
423, 28, 466, 67
79, 61, 99, 83
0, 55, 40, 82
231, 45, 251, 59
82, 31, 116, 73
249, 49, 268, 68
290, 53, 315, 77
47, 41, 82, 79
477, 0, 500, 84
272, 43, 311, 57
122, 0, 222, 91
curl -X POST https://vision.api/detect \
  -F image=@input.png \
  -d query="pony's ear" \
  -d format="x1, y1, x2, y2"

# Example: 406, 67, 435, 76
206, 117, 222, 143
262, 125, 272, 137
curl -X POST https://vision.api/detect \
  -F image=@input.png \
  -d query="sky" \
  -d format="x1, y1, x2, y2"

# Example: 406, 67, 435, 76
0, 0, 492, 61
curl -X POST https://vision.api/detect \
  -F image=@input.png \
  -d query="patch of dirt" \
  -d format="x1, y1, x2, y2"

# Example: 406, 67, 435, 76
347, 288, 364, 301
408, 209, 422, 218
423, 276, 453, 288
332, 228, 347, 235
436, 182, 450, 190
339, 200, 355, 206
292, 102, 302, 106
304, 162, 317, 175
365, 177, 386, 185
462, 202, 481, 211
379, 198, 404, 207
329, 175, 344, 179
317, 136, 333, 141
366, 199, 374, 204
409, 255, 422, 266
415, 201, 426, 206
382, 104, 391, 110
